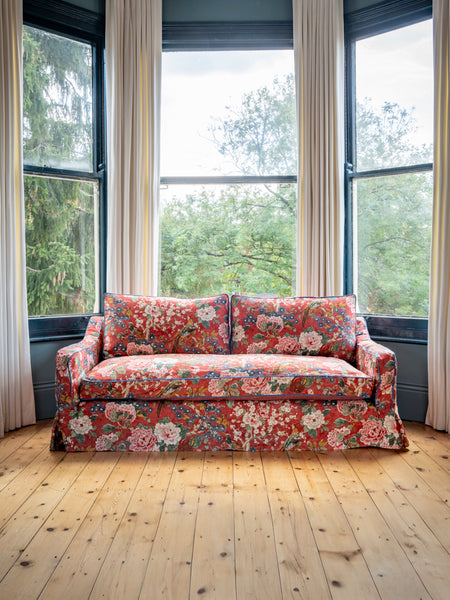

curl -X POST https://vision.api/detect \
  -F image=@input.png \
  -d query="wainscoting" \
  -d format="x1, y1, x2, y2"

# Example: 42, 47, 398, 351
30, 339, 80, 420
379, 339, 428, 423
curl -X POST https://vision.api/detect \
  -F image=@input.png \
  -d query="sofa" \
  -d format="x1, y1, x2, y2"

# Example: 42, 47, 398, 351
51, 293, 409, 452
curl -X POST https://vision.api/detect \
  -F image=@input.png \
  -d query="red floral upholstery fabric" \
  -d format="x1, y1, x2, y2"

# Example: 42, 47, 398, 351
55, 316, 104, 408
355, 316, 397, 410
52, 398, 408, 452
79, 353, 373, 402
51, 312, 409, 452
231, 295, 357, 361
103, 293, 229, 358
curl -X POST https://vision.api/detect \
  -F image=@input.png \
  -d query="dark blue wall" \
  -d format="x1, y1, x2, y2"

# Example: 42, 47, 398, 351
63, 0, 380, 19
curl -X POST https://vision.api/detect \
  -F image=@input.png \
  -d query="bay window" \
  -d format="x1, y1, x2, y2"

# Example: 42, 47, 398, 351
23, 3, 434, 342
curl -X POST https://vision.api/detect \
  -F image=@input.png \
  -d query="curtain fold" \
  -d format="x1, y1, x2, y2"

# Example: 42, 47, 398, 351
427, 0, 450, 432
105, 0, 162, 295
0, 0, 36, 437
292, 0, 345, 297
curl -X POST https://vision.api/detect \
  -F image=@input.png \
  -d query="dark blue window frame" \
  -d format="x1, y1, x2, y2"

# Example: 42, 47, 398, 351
344, 0, 432, 344
23, 0, 106, 342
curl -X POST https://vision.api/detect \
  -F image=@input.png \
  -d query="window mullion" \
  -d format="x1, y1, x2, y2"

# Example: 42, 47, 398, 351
351, 162, 433, 180
160, 175, 297, 186
24, 166, 100, 181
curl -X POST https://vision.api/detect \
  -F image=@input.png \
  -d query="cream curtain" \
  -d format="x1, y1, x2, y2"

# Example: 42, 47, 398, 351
0, 0, 36, 437
427, 0, 450, 433
105, 0, 162, 295
292, 0, 345, 297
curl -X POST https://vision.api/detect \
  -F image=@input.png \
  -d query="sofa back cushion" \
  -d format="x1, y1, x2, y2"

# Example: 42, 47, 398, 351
231, 295, 357, 361
103, 293, 230, 358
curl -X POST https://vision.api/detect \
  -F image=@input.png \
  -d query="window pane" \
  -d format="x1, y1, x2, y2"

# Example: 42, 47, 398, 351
161, 50, 296, 177
354, 172, 432, 317
24, 176, 99, 316
23, 26, 93, 171
159, 184, 296, 297
355, 20, 433, 171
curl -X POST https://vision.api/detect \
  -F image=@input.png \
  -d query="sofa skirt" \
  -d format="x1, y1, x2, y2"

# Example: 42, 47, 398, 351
51, 396, 408, 452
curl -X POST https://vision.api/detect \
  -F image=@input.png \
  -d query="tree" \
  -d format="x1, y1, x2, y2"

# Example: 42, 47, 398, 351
160, 183, 296, 297
24, 30, 431, 317
209, 74, 297, 176
23, 26, 96, 316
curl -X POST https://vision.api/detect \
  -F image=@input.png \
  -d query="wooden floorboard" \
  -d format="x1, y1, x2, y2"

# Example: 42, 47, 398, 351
190, 452, 235, 600
233, 452, 283, 600
0, 420, 448, 600
90, 452, 176, 600
289, 452, 380, 600
140, 452, 204, 600
346, 448, 450, 600
0, 425, 52, 492
318, 451, 431, 600
262, 453, 331, 600
0, 421, 48, 464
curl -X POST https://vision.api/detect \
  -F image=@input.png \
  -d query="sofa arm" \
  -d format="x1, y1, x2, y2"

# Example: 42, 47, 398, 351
355, 317, 397, 409
55, 316, 104, 409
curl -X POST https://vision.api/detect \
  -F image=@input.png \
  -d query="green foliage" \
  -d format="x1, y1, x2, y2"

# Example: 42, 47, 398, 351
356, 99, 432, 171
24, 176, 96, 316
209, 74, 297, 176
23, 26, 92, 169
356, 172, 432, 316
23, 28, 431, 317
160, 183, 296, 297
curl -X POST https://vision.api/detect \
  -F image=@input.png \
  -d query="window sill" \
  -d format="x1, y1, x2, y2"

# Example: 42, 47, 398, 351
29, 314, 428, 344
363, 314, 428, 344
29, 314, 96, 343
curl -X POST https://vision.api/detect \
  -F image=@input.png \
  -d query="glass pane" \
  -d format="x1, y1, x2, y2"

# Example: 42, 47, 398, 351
23, 26, 93, 171
159, 183, 296, 297
24, 176, 99, 316
355, 20, 433, 171
161, 50, 296, 177
354, 172, 432, 317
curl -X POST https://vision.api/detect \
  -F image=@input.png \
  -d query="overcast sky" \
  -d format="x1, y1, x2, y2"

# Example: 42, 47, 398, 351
356, 19, 433, 149
161, 50, 294, 177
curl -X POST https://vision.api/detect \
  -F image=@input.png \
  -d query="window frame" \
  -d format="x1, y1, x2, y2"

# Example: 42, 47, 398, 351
23, 0, 106, 342
159, 21, 297, 297
344, 0, 433, 344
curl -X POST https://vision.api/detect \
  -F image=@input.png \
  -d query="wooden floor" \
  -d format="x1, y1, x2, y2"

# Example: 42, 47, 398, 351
0, 421, 448, 600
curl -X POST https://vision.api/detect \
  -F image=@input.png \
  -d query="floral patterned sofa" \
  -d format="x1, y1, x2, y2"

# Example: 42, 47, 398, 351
51, 293, 408, 452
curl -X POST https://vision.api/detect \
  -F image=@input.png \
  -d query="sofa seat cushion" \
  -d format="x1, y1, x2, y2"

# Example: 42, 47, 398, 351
80, 354, 374, 402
